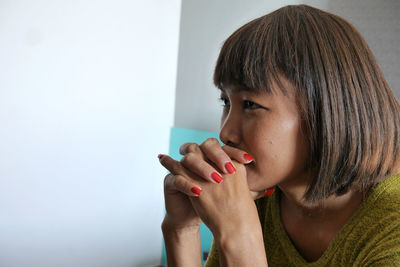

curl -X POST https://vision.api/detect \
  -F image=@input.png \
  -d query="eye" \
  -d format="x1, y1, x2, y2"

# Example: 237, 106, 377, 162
219, 96, 230, 109
243, 100, 262, 110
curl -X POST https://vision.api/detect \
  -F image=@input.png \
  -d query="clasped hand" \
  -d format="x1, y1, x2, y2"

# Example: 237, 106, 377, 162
159, 138, 265, 237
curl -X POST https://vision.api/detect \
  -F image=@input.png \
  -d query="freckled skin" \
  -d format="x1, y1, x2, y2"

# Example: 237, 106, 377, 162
219, 79, 311, 193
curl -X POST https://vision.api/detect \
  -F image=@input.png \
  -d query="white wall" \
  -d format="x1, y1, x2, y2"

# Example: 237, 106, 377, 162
0, 1, 181, 266
173, 0, 399, 132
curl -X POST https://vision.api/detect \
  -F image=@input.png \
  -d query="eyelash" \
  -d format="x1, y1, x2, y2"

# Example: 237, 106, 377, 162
219, 97, 262, 110
219, 97, 230, 108
243, 100, 261, 109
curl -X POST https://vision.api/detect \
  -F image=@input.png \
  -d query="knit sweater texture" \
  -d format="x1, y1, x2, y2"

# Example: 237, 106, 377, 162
205, 173, 400, 266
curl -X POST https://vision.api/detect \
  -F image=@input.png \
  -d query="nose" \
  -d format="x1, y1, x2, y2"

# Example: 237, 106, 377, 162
219, 109, 241, 147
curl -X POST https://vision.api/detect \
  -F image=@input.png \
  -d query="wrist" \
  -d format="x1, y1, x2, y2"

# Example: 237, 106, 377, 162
212, 202, 261, 243
215, 221, 263, 251
214, 220, 268, 266
161, 215, 201, 235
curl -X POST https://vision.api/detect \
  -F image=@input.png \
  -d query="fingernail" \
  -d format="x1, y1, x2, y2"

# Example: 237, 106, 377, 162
158, 154, 164, 160
191, 186, 203, 196
211, 172, 223, 184
264, 187, 275, 197
243, 153, 254, 162
225, 162, 236, 174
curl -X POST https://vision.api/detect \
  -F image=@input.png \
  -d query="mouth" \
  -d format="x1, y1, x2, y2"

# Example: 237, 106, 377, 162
245, 161, 256, 168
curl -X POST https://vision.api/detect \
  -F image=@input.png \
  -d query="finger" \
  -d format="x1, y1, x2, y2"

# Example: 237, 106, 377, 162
158, 154, 182, 175
264, 187, 276, 197
179, 142, 202, 156
198, 138, 239, 174
179, 142, 223, 183
222, 145, 255, 164
159, 154, 208, 185
164, 173, 203, 197
181, 152, 224, 184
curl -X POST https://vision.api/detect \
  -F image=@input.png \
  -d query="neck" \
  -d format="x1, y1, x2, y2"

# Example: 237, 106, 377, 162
282, 188, 365, 219
278, 172, 367, 218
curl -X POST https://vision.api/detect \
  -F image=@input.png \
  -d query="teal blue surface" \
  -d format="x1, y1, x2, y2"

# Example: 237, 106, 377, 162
161, 127, 220, 266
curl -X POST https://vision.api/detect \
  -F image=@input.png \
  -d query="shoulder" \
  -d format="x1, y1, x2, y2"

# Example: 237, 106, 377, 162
352, 173, 400, 265
355, 172, 400, 232
357, 219, 400, 266
364, 172, 400, 214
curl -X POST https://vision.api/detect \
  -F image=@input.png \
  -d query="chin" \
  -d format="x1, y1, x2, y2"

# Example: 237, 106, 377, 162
245, 164, 277, 191
245, 170, 264, 191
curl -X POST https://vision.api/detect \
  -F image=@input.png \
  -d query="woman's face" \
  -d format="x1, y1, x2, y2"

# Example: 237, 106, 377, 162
219, 78, 311, 192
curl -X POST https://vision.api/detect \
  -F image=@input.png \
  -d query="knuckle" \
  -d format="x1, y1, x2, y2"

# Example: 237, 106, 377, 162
208, 137, 219, 144
179, 142, 199, 155
179, 143, 189, 150
173, 175, 186, 190
181, 153, 196, 165
187, 143, 200, 153
200, 138, 219, 149
179, 142, 189, 153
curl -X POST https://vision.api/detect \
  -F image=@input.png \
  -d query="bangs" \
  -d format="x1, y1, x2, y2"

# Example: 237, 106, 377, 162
213, 8, 296, 96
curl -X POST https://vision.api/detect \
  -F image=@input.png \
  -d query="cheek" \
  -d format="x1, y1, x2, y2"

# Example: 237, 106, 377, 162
256, 116, 301, 158
274, 117, 304, 159
246, 116, 308, 187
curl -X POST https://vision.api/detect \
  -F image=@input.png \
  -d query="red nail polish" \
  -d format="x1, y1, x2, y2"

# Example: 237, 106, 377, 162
225, 162, 236, 174
264, 187, 275, 197
243, 153, 254, 161
191, 186, 203, 196
158, 154, 164, 160
211, 172, 223, 184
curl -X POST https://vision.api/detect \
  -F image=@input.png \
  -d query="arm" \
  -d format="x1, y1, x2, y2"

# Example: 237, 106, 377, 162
215, 219, 268, 267
162, 218, 202, 267
159, 156, 206, 267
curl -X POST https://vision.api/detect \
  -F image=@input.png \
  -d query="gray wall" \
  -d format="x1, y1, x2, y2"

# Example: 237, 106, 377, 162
174, 0, 400, 132
327, 0, 400, 99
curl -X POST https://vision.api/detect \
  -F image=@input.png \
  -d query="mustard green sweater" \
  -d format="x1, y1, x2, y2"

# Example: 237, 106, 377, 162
205, 173, 400, 266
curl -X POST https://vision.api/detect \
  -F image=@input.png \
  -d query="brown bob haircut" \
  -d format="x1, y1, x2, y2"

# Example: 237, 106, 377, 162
213, 5, 400, 203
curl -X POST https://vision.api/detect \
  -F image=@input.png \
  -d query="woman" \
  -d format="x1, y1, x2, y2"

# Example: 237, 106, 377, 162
159, 5, 400, 266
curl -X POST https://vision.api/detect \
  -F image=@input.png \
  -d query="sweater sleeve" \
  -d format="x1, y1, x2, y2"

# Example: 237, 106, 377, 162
204, 239, 219, 267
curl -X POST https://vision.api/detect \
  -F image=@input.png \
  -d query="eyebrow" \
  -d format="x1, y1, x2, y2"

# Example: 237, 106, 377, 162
219, 86, 267, 98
